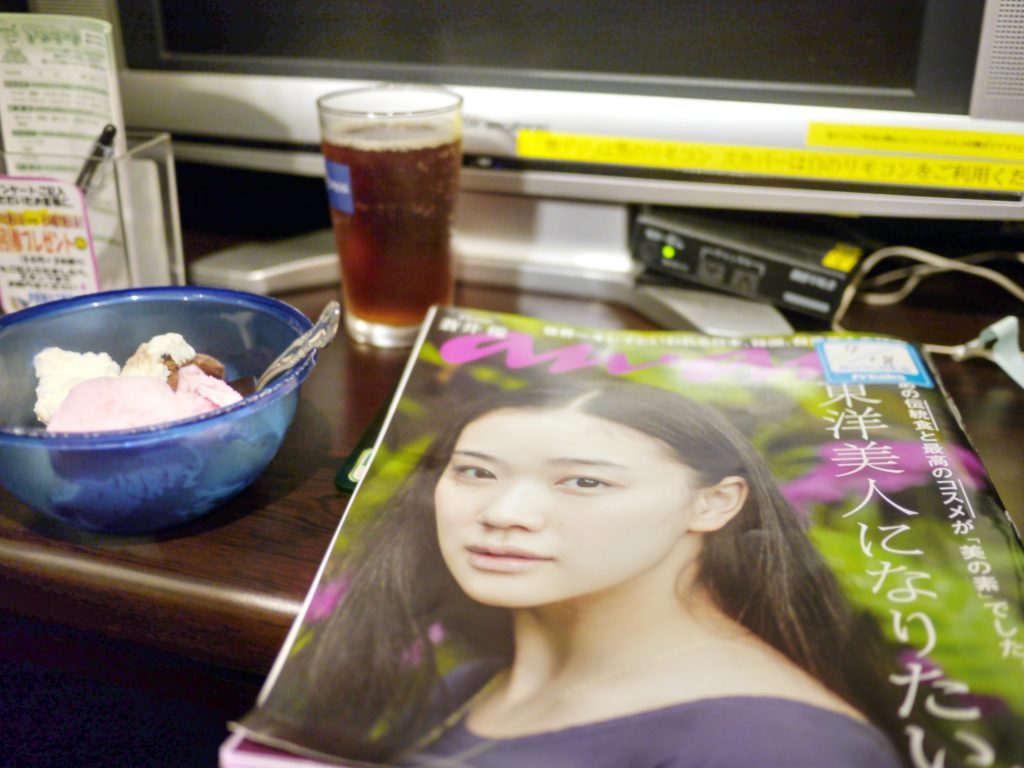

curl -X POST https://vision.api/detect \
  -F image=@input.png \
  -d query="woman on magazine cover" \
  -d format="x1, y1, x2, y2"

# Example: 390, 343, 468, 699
257, 381, 907, 767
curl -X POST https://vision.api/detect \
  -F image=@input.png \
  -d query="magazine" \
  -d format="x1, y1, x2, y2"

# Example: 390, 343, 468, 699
226, 305, 1024, 768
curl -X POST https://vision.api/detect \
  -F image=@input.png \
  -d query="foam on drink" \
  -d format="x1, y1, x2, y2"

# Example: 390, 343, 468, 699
323, 121, 457, 151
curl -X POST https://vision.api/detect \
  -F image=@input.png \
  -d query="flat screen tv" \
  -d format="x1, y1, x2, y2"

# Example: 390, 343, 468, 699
26, 0, 1024, 297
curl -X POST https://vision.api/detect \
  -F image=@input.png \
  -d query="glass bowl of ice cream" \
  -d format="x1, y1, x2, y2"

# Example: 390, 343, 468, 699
0, 286, 318, 534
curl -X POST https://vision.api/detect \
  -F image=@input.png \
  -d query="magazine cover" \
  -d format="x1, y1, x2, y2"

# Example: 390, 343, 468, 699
228, 306, 1024, 768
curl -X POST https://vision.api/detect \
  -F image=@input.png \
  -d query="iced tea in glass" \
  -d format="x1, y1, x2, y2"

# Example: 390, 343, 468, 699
318, 84, 462, 348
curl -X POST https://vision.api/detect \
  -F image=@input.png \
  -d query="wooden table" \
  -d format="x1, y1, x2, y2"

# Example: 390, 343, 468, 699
1, 253, 1021, 764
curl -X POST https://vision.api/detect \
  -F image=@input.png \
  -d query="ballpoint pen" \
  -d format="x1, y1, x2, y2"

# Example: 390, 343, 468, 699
334, 401, 389, 493
74, 123, 117, 196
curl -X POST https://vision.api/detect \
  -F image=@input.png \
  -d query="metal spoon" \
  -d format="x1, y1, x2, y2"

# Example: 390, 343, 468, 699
231, 301, 341, 396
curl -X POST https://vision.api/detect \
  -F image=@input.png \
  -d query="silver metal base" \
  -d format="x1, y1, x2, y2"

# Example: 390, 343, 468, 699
187, 191, 792, 336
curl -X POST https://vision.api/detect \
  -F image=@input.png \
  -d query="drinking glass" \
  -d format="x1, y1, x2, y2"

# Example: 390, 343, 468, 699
317, 84, 463, 348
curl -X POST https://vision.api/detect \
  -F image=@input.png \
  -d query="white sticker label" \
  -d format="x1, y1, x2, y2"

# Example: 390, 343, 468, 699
815, 338, 933, 387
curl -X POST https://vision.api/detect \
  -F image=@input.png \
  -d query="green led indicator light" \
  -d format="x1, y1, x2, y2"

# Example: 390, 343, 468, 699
661, 244, 677, 259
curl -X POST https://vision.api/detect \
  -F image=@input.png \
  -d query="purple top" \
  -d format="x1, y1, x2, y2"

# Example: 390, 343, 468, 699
400, 696, 904, 768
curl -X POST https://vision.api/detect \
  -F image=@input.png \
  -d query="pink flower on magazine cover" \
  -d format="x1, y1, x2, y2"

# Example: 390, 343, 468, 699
306, 576, 351, 621
307, 577, 447, 666
400, 623, 447, 666
780, 440, 986, 516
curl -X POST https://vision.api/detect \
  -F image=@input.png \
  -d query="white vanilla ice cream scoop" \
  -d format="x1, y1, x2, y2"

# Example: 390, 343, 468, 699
121, 332, 197, 381
33, 347, 121, 425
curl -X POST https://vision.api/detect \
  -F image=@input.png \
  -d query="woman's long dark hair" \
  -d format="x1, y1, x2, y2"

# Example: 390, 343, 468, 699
250, 381, 904, 764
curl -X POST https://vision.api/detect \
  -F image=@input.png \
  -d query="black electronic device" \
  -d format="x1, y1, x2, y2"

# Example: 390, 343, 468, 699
632, 208, 866, 321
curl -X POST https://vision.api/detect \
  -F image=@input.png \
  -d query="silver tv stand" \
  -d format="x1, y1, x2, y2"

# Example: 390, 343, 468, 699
188, 191, 793, 337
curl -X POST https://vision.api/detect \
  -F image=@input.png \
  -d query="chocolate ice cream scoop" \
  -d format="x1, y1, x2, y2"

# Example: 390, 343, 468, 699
168, 352, 226, 390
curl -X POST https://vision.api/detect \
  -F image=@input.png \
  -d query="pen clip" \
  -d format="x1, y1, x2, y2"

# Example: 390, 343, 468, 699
75, 124, 117, 196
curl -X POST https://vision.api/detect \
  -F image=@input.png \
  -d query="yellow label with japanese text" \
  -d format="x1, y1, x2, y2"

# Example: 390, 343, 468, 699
808, 123, 1024, 161
516, 130, 1024, 192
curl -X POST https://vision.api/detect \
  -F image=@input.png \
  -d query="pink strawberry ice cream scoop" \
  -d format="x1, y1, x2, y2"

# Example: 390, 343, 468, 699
171, 364, 242, 416
45, 365, 242, 433
47, 376, 187, 432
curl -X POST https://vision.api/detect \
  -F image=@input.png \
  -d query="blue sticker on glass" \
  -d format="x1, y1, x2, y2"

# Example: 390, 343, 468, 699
815, 338, 933, 387
324, 159, 354, 214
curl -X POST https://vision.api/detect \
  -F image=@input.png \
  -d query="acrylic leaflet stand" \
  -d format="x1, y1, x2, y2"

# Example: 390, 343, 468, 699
0, 131, 185, 313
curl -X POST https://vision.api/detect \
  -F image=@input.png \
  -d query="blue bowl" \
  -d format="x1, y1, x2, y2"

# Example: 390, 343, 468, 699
0, 287, 316, 534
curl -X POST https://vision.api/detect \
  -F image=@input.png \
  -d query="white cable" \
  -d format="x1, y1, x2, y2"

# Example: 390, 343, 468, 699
831, 245, 1024, 355
855, 251, 1024, 307
856, 252, 1024, 307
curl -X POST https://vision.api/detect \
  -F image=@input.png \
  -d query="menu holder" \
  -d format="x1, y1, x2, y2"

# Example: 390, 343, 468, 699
0, 130, 185, 314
